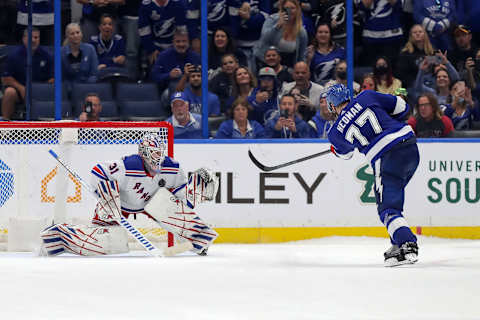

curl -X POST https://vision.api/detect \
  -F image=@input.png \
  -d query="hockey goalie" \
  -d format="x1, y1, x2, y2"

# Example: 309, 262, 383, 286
40, 133, 219, 256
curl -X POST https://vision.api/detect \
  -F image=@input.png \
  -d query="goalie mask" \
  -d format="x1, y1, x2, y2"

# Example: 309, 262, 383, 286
139, 133, 167, 173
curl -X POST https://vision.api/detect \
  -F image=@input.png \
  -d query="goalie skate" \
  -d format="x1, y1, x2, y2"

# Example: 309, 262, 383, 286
384, 242, 418, 267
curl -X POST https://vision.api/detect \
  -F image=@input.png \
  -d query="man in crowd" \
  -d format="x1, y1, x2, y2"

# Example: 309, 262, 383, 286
1, 28, 53, 120
264, 93, 312, 138
175, 64, 220, 116
79, 93, 103, 121
166, 91, 203, 139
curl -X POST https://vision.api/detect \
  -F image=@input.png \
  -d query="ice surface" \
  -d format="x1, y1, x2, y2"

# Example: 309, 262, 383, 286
0, 236, 479, 320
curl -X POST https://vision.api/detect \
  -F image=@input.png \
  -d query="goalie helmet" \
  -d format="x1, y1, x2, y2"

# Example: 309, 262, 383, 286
326, 84, 351, 113
138, 133, 167, 173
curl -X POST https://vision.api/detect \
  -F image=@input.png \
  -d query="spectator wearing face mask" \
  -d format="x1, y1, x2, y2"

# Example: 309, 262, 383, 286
324, 60, 360, 94
372, 56, 402, 95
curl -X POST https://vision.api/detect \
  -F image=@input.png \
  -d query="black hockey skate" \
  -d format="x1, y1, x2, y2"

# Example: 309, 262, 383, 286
384, 242, 418, 267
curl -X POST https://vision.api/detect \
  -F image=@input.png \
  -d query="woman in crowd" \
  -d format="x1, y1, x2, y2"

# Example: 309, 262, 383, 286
396, 24, 436, 88
415, 66, 452, 105
408, 93, 454, 137
360, 73, 377, 92
209, 53, 240, 114
372, 56, 402, 95
61, 22, 98, 88
216, 98, 265, 139
253, 0, 308, 69
306, 22, 346, 85
229, 66, 257, 108
208, 27, 246, 79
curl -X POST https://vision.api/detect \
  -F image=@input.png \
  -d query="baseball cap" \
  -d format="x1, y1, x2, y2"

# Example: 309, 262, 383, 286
454, 25, 471, 36
258, 67, 277, 78
265, 46, 280, 54
170, 91, 188, 103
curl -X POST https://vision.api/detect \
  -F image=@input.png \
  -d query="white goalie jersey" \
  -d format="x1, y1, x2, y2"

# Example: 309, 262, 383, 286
91, 154, 190, 223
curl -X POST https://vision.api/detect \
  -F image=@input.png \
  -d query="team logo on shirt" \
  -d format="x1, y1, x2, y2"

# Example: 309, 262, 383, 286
151, 11, 161, 21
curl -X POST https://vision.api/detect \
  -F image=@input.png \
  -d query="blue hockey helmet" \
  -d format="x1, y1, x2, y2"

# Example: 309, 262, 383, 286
326, 84, 351, 113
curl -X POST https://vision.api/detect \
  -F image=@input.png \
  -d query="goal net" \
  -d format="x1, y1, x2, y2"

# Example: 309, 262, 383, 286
0, 121, 174, 251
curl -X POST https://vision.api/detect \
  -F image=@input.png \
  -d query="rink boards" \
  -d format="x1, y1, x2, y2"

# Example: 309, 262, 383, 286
0, 140, 479, 242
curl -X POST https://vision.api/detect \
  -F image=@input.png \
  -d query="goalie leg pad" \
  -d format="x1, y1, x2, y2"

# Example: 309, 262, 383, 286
40, 224, 129, 256
145, 189, 218, 254
159, 212, 219, 255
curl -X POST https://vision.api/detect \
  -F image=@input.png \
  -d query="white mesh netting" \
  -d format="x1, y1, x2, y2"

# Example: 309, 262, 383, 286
0, 122, 174, 250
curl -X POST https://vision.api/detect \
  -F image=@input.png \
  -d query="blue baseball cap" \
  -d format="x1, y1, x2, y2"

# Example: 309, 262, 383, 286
170, 91, 188, 103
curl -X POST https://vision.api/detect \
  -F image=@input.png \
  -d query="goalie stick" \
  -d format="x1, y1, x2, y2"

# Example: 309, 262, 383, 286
48, 149, 192, 257
248, 149, 331, 172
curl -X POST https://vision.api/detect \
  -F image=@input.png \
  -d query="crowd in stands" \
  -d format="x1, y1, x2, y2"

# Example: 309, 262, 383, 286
1, 0, 480, 139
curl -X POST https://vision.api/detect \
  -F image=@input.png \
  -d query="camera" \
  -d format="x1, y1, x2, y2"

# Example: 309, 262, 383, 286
84, 101, 94, 115
280, 109, 289, 118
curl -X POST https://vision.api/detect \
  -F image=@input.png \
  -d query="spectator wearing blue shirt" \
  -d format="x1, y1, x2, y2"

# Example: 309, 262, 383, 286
308, 91, 335, 138
216, 98, 265, 139
248, 66, 280, 125
264, 94, 312, 138
306, 23, 346, 86
166, 92, 203, 139
175, 64, 221, 116
1, 28, 53, 120
16, 0, 54, 45
76, 0, 125, 43
62, 23, 99, 90
151, 28, 201, 91
413, 0, 456, 52
138, 0, 187, 65
89, 14, 128, 79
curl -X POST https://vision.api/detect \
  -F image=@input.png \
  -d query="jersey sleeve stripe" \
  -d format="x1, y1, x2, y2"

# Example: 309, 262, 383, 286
391, 96, 407, 115
92, 165, 108, 180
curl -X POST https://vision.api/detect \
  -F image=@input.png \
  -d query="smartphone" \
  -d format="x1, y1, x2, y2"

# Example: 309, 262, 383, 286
426, 55, 442, 64
284, 7, 291, 21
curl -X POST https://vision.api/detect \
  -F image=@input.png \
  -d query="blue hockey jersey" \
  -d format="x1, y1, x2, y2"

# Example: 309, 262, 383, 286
186, 0, 239, 38
356, 0, 404, 43
310, 45, 346, 84
17, 0, 53, 26
138, 0, 187, 53
328, 90, 414, 164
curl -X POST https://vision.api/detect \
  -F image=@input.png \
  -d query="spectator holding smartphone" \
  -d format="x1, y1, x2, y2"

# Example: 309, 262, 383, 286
253, 0, 308, 69
264, 93, 312, 138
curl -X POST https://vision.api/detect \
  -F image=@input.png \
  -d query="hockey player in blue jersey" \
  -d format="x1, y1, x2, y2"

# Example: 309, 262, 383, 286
326, 84, 419, 267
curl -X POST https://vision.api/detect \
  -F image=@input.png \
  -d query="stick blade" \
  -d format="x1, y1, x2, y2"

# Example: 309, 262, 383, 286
248, 149, 273, 172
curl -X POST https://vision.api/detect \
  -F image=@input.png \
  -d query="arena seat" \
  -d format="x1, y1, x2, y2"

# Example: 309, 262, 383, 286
116, 82, 161, 101
30, 101, 72, 120
71, 82, 114, 116
120, 100, 167, 120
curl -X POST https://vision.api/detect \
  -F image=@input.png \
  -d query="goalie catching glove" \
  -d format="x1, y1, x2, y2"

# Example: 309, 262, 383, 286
186, 167, 219, 207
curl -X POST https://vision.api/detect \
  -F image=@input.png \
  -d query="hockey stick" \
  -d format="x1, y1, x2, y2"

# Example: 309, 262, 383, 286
48, 149, 192, 257
248, 148, 331, 172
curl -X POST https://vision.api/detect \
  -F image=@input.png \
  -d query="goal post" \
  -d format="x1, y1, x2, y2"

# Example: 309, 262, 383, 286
0, 121, 175, 251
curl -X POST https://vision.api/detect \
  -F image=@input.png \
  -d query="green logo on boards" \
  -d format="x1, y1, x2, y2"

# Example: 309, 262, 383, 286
355, 164, 375, 203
